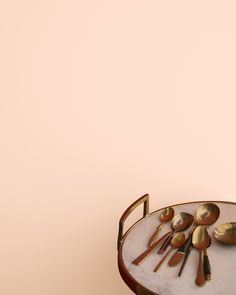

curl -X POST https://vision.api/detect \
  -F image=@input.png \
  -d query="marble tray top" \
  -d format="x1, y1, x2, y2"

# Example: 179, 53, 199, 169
122, 201, 236, 295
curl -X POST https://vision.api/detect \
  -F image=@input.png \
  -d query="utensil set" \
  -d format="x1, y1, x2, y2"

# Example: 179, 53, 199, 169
132, 203, 222, 287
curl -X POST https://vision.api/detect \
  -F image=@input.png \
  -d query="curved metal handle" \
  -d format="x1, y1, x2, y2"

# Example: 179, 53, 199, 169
117, 194, 149, 249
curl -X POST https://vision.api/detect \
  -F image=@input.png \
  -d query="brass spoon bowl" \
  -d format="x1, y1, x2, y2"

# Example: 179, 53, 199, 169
148, 207, 174, 247
192, 226, 211, 287
154, 232, 185, 272
195, 203, 220, 226
214, 222, 236, 245
171, 212, 194, 231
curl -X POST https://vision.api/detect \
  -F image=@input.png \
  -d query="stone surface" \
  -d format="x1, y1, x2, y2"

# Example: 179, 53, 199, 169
122, 201, 236, 295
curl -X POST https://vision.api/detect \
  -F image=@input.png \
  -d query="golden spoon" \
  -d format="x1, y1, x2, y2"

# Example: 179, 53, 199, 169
192, 226, 211, 287
148, 207, 174, 247
214, 222, 236, 244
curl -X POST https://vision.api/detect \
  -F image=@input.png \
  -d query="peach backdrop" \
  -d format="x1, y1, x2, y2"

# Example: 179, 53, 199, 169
1, 1, 236, 294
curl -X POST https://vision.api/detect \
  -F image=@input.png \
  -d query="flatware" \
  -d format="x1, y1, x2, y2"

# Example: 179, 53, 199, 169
132, 212, 193, 265
148, 207, 174, 247
176, 230, 212, 280
177, 241, 193, 276
214, 222, 236, 244
157, 212, 193, 254
195, 203, 220, 226
169, 203, 220, 270
192, 226, 211, 287
153, 232, 185, 272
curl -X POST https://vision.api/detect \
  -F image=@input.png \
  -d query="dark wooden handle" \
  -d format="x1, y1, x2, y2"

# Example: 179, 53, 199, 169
178, 234, 192, 253
177, 236, 193, 276
178, 244, 193, 276
204, 250, 212, 281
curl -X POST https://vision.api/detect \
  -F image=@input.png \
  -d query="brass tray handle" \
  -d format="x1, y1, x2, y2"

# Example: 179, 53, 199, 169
117, 194, 149, 249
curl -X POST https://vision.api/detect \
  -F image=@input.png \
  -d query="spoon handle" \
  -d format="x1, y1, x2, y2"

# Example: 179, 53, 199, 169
204, 249, 212, 281
154, 248, 173, 272
157, 233, 173, 254
195, 250, 206, 286
132, 231, 172, 265
178, 244, 193, 276
148, 222, 164, 247
177, 236, 193, 275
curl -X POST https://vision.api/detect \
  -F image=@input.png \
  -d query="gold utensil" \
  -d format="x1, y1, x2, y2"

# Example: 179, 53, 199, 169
195, 203, 220, 226
169, 203, 220, 269
132, 212, 193, 265
214, 222, 236, 244
192, 226, 211, 287
157, 212, 194, 254
148, 207, 174, 247
178, 236, 212, 280
153, 232, 185, 272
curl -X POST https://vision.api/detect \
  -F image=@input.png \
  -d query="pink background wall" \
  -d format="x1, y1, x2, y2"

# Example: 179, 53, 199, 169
1, 1, 236, 294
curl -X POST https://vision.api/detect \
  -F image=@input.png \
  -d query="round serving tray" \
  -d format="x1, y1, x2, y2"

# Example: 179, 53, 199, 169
117, 194, 236, 295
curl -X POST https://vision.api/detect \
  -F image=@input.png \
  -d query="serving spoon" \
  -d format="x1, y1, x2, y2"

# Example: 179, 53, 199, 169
148, 207, 174, 247
132, 212, 193, 265
192, 226, 211, 286
214, 222, 236, 244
